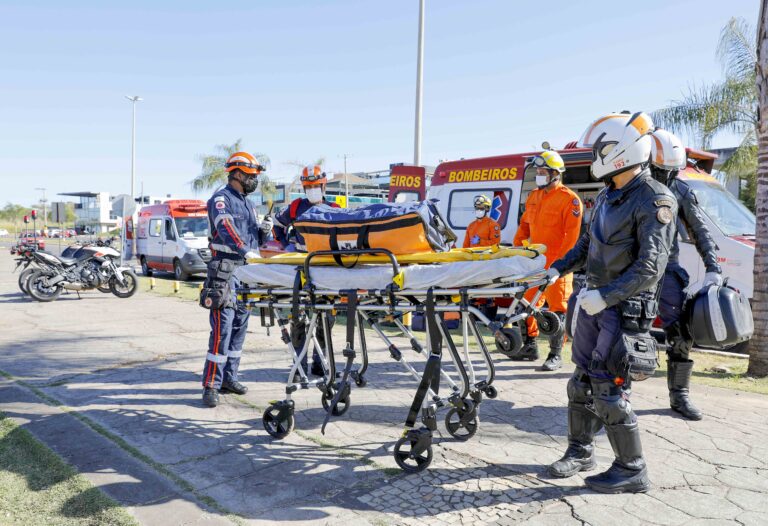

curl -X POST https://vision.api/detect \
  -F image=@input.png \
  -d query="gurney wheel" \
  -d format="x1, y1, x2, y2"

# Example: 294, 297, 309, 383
444, 407, 479, 441
494, 327, 523, 357
321, 390, 351, 416
354, 375, 367, 388
393, 436, 433, 473
536, 310, 562, 336
484, 386, 498, 399
262, 405, 294, 439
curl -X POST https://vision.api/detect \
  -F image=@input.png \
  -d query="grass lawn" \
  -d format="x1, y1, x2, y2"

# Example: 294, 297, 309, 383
0, 415, 137, 526
136, 274, 203, 302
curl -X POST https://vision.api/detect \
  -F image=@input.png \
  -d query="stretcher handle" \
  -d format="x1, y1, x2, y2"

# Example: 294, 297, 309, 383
303, 248, 401, 278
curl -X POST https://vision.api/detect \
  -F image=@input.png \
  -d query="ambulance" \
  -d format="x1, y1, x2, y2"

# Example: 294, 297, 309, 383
388, 165, 427, 203
428, 145, 756, 299
135, 200, 212, 280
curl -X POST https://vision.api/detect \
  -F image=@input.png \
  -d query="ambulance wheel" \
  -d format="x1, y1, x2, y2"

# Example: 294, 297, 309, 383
173, 259, 190, 281
536, 310, 562, 336
321, 390, 350, 416
140, 256, 153, 277
494, 327, 523, 357
484, 386, 498, 399
262, 405, 294, 439
444, 407, 479, 441
393, 436, 433, 473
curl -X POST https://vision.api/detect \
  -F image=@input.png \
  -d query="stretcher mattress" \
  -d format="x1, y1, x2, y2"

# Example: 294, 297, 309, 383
246, 244, 546, 266
235, 254, 546, 290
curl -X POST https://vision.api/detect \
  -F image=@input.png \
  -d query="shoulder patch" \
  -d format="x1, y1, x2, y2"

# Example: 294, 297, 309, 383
215, 201, 226, 210
214, 196, 226, 202
494, 225, 500, 231
572, 208, 581, 217
655, 198, 675, 208
656, 207, 674, 224
572, 198, 580, 206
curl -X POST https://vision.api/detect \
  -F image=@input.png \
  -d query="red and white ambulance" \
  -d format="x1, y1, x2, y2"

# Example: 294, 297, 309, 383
428, 146, 755, 298
135, 200, 211, 280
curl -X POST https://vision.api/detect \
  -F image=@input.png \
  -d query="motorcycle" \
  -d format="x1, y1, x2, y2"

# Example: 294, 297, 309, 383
12, 248, 37, 295
26, 243, 138, 302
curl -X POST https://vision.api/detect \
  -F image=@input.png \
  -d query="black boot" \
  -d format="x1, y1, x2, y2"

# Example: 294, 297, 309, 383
668, 360, 702, 421
220, 380, 248, 395
585, 422, 650, 493
541, 314, 565, 371
202, 387, 220, 408
510, 336, 539, 361
549, 404, 602, 477
310, 362, 325, 377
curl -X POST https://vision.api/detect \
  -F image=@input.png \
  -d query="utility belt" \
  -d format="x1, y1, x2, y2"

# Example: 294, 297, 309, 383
608, 291, 661, 382
199, 258, 242, 310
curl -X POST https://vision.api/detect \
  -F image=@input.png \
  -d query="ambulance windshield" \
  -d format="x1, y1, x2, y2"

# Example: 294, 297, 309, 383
174, 217, 209, 238
688, 180, 755, 236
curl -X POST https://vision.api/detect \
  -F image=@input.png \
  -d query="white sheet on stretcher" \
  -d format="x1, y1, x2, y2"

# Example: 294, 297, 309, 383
234, 255, 546, 290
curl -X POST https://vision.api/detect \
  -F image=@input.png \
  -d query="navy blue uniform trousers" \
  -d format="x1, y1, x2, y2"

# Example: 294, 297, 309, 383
202, 276, 250, 388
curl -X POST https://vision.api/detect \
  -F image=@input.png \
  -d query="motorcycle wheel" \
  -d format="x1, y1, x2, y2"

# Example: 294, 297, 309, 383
18, 267, 35, 295
109, 270, 138, 298
27, 270, 63, 302
97, 284, 112, 293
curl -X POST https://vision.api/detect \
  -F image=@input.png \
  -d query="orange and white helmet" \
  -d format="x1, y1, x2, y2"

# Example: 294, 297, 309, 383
300, 165, 327, 187
225, 152, 264, 175
650, 128, 686, 171
578, 111, 654, 180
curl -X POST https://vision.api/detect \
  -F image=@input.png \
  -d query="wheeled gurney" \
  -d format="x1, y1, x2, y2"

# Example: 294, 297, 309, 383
235, 245, 558, 472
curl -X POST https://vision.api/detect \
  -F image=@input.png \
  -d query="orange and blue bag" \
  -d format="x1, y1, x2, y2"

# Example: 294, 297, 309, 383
294, 201, 456, 255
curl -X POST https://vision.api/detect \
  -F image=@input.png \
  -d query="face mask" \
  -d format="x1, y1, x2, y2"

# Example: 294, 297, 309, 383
306, 187, 324, 204
239, 175, 258, 195
474, 209, 486, 219
536, 175, 551, 188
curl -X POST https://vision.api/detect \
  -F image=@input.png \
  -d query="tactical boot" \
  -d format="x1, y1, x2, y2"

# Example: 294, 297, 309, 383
541, 353, 562, 371
511, 336, 539, 361
220, 380, 248, 395
540, 313, 564, 371
202, 388, 220, 408
549, 404, 601, 477
668, 360, 702, 421
585, 422, 650, 493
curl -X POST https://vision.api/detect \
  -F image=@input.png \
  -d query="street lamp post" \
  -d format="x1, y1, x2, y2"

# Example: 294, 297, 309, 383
343, 153, 350, 204
35, 187, 47, 230
123, 95, 142, 264
413, 0, 425, 166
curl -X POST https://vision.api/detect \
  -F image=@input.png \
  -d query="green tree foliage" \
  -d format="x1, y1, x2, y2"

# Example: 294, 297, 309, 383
653, 17, 758, 210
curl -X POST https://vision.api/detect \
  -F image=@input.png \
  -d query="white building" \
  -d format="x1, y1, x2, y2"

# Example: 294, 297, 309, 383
58, 191, 120, 233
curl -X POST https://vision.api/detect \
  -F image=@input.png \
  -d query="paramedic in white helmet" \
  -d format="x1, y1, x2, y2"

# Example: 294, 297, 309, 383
649, 128, 721, 421
546, 111, 677, 493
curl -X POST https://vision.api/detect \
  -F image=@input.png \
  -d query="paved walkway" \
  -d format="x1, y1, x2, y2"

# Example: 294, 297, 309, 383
0, 251, 766, 525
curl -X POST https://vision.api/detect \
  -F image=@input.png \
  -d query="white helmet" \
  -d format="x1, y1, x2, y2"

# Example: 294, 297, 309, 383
578, 111, 654, 180
650, 128, 686, 171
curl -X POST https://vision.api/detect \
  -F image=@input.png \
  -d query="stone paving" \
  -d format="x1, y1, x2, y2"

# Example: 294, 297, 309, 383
0, 250, 767, 525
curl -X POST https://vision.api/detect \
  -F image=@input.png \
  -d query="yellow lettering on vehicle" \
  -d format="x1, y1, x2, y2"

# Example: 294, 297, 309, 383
481, 169, 489, 181
491, 168, 501, 180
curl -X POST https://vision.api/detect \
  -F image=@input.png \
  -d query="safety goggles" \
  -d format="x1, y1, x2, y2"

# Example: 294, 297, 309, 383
226, 161, 265, 172
301, 173, 326, 183
531, 156, 550, 168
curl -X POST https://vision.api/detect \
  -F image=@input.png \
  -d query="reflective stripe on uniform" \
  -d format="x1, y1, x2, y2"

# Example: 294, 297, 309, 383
213, 213, 235, 227
210, 243, 238, 254
228, 350, 242, 358
207, 353, 227, 364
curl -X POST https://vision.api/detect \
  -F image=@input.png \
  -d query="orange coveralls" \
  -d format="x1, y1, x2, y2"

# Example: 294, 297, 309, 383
513, 182, 583, 337
463, 216, 501, 248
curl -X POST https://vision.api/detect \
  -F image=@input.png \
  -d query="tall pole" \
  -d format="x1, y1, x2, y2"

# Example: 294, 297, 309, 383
124, 95, 142, 265
35, 187, 47, 229
343, 154, 349, 204
413, 0, 425, 166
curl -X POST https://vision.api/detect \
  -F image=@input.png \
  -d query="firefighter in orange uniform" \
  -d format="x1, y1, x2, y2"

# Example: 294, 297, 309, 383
463, 195, 501, 248
512, 149, 583, 370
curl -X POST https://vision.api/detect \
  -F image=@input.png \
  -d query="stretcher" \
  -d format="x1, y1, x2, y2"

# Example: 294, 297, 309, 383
235, 245, 559, 472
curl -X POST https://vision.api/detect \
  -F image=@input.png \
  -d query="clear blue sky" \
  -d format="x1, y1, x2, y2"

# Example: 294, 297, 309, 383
0, 0, 759, 206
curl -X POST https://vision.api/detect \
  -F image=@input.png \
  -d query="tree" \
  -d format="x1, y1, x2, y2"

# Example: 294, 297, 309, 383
653, 17, 758, 210
0, 203, 28, 225
749, 3, 768, 377
191, 139, 272, 193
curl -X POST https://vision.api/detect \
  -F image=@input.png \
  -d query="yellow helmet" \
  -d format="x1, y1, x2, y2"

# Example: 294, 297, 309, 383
473, 195, 492, 210
531, 149, 565, 173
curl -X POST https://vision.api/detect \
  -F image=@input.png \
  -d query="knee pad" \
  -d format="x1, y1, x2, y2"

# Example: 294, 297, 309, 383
567, 370, 592, 404
665, 322, 693, 361
593, 392, 635, 426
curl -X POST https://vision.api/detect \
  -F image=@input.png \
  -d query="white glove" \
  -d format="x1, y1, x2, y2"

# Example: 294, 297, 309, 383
244, 250, 259, 261
702, 272, 723, 287
260, 216, 274, 233
578, 289, 608, 316
545, 268, 560, 285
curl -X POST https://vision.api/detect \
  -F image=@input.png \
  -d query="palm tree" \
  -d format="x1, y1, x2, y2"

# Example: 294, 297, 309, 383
191, 139, 272, 193
652, 17, 758, 210
749, 5, 768, 377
